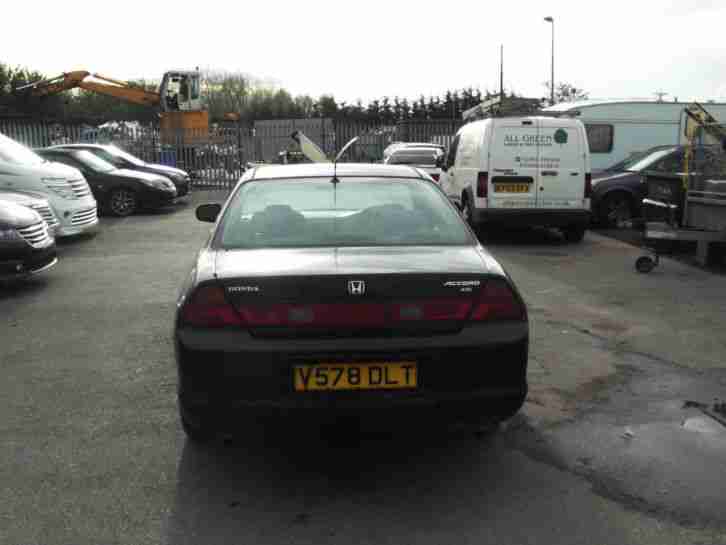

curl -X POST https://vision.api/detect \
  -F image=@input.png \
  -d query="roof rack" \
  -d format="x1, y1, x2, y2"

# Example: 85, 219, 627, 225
462, 96, 544, 121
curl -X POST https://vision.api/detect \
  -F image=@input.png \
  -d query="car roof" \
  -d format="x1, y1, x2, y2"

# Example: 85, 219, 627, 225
249, 163, 426, 180
390, 147, 443, 156
48, 144, 107, 150
38, 147, 75, 154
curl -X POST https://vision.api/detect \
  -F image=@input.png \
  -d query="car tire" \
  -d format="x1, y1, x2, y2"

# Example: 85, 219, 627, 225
180, 407, 216, 444
107, 188, 138, 217
598, 192, 635, 228
563, 225, 586, 243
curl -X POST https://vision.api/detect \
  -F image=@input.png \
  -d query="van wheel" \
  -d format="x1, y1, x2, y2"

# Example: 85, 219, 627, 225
107, 188, 138, 217
563, 225, 586, 243
462, 196, 475, 227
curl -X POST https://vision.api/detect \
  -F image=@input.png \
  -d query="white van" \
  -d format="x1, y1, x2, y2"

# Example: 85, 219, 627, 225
0, 133, 98, 237
441, 116, 591, 242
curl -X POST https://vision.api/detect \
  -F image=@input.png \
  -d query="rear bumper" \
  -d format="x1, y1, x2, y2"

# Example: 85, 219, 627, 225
175, 328, 528, 423
473, 207, 590, 228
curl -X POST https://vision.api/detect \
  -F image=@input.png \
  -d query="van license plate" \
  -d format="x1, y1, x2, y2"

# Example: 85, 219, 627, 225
294, 362, 417, 392
495, 183, 530, 193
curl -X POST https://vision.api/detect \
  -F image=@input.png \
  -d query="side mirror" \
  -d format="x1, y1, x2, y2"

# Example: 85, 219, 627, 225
435, 155, 444, 169
196, 203, 221, 223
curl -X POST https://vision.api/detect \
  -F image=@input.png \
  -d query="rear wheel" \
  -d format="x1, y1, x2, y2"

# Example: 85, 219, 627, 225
107, 188, 138, 217
562, 225, 586, 243
598, 192, 635, 228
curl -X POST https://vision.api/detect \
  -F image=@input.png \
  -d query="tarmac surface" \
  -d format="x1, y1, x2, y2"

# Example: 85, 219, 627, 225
1, 190, 725, 545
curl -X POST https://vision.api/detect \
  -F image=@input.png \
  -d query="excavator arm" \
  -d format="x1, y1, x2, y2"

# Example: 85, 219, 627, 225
17, 71, 161, 108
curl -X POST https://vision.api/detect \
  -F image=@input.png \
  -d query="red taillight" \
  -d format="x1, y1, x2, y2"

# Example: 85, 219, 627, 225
477, 171, 489, 198
181, 285, 242, 327
392, 299, 472, 322
237, 303, 386, 327
585, 173, 592, 199
470, 280, 525, 321
234, 299, 474, 327
430, 173, 440, 182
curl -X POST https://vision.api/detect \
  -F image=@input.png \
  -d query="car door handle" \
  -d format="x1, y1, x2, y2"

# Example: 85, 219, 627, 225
570, 172, 580, 176
541, 171, 558, 176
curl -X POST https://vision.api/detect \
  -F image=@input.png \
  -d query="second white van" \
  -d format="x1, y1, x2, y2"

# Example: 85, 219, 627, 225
441, 117, 592, 242
0, 133, 98, 237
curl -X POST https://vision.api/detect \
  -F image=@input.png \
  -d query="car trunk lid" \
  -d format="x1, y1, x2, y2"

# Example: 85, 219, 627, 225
215, 246, 492, 338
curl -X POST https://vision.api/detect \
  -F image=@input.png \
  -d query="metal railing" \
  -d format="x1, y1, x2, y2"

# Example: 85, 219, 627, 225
1, 118, 464, 188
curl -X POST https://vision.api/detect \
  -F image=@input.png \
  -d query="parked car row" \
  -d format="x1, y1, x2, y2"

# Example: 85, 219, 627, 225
0, 133, 191, 282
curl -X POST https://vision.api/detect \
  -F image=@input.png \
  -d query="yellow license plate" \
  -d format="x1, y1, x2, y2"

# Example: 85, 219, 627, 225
293, 362, 418, 392
494, 183, 530, 193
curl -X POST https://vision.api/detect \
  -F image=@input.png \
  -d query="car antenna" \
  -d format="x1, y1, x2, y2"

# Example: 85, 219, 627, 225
331, 136, 359, 184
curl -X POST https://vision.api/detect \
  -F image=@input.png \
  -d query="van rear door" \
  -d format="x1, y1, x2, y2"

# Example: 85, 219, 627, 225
537, 119, 586, 209
488, 119, 538, 210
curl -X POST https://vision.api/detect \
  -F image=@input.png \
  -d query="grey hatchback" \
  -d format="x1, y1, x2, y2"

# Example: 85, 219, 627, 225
174, 163, 529, 441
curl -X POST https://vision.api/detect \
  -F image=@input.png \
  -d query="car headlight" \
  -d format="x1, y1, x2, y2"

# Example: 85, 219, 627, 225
0, 228, 22, 242
41, 177, 75, 199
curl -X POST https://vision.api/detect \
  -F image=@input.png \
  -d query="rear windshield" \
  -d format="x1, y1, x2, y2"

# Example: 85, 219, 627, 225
387, 149, 442, 166
104, 145, 146, 167
73, 151, 116, 173
218, 178, 471, 249
625, 148, 678, 172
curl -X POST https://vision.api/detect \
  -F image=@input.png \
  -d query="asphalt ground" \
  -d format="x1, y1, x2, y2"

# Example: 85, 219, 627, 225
1, 191, 725, 545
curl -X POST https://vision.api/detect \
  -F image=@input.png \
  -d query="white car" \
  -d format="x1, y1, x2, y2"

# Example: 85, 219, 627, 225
0, 133, 98, 237
382, 142, 446, 162
384, 147, 445, 182
441, 117, 592, 242
0, 190, 60, 235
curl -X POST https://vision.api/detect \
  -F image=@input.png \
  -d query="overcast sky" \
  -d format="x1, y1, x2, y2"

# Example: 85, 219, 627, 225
3, 0, 726, 104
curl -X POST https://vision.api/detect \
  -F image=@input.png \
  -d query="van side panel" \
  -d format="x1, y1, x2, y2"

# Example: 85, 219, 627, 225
452, 122, 483, 205
536, 119, 587, 209
485, 119, 538, 210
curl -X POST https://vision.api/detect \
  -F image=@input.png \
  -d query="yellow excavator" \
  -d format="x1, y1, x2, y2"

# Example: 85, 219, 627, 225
17, 70, 209, 144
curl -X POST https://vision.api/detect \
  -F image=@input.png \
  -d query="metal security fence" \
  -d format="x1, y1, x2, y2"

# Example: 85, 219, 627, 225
1, 117, 464, 188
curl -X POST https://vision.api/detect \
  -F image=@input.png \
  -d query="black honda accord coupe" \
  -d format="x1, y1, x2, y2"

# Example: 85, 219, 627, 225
174, 163, 529, 441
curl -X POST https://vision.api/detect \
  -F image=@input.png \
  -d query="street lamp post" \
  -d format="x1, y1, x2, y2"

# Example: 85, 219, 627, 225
544, 16, 555, 105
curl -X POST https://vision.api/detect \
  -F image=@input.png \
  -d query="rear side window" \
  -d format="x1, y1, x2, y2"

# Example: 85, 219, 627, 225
387, 149, 441, 166
218, 178, 472, 249
585, 124, 614, 153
